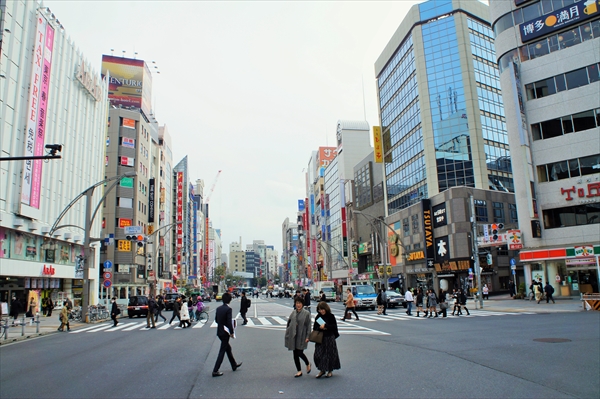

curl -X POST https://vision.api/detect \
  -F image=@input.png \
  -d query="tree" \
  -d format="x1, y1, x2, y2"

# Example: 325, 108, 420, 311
214, 265, 226, 283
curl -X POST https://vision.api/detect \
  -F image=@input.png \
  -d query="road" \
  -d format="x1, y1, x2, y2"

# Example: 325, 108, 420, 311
1, 297, 598, 399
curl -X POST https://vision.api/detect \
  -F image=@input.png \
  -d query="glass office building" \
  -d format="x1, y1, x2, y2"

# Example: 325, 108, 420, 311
375, 0, 513, 215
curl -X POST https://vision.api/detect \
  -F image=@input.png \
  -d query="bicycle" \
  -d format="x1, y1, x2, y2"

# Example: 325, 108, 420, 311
195, 311, 209, 324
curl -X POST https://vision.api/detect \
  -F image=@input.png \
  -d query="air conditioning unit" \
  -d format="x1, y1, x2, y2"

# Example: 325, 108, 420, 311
29, 222, 40, 231
74, 235, 82, 242
41, 226, 51, 234
13, 218, 24, 227
64, 232, 73, 239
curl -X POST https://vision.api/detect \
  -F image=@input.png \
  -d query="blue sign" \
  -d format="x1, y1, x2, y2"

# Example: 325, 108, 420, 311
104, 260, 113, 269
512, 270, 516, 275
103, 280, 112, 288
510, 258, 516, 266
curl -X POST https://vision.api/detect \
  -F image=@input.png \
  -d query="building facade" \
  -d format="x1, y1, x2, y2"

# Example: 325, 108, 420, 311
490, 0, 600, 295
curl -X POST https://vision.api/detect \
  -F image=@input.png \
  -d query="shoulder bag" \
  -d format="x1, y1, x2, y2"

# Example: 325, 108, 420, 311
309, 330, 323, 344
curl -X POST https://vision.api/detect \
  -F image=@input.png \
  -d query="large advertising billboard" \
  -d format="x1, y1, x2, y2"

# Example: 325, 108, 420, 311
318, 147, 337, 168
101, 55, 152, 116
21, 13, 54, 210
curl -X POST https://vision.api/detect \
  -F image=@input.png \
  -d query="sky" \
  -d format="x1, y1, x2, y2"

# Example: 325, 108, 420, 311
45, 0, 421, 256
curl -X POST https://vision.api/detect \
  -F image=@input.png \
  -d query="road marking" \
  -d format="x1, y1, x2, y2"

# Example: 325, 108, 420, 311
257, 317, 272, 325
158, 323, 172, 330
85, 324, 114, 333
69, 325, 105, 333
105, 323, 134, 332
192, 322, 207, 329
271, 316, 287, 325
122, 322, 147, 331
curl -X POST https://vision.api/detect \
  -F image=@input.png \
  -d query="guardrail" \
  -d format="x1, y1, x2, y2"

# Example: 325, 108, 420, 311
1, 314, 41, 340
581, 293, 600, 311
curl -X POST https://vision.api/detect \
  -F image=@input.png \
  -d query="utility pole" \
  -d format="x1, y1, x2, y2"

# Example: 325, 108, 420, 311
470, 195, 484, 309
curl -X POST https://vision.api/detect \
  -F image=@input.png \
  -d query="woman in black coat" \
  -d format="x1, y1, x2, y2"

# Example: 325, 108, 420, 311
313, 301, 341, 379
110, 297, 120, 327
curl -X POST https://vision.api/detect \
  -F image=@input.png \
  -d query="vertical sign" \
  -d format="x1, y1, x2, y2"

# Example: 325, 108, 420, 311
148, 178, 155, 223
373, 126, 383, 163
21, 14, 47, 207
422, 199, 435, 267
176, 172, 184, 276
30, 22, 55, 209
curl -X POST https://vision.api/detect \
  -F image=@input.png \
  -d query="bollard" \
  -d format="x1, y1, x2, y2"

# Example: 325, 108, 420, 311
21, 314, 25, 336
35, 313, 40, 334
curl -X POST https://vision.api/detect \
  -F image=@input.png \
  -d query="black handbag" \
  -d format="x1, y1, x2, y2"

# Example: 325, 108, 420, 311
309, 330, 323, 344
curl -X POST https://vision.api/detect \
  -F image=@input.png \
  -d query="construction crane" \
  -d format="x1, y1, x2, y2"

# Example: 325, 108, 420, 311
205, 170, 222, 204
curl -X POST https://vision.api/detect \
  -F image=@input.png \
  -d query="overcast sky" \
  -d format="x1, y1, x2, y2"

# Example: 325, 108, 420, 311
45, 0, 421, 256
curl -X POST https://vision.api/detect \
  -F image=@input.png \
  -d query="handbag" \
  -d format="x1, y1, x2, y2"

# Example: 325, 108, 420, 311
440, 302, 448, 310
308, 330, 323, 344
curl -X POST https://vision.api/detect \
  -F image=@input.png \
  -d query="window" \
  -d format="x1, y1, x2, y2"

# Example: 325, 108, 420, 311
508, 203, 518, 224
403, 218, 409, 236
534, 78, 556, 98
540, 118, 563, 139
493, 202, 505, 224
411, 214, 420, 234
475, 200, 488, 222
531, 109, 598, 141
544, 204, 600, 229
588, 64, 600, 83
573, 110, 596, 132
550, 161, 569, 181
565, 67, 589, 90
580, 154, 600, 176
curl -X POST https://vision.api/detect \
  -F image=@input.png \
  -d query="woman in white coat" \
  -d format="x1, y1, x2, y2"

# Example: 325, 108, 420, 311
179, 297, 191, 328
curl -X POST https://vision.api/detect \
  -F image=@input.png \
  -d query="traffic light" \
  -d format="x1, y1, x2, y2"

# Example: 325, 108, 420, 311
126, 234, 147, 247
489, 224, 504, 242
486, 253, 493, 265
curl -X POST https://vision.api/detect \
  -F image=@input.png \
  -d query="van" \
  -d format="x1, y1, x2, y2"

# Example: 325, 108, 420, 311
127, 296, 149, 318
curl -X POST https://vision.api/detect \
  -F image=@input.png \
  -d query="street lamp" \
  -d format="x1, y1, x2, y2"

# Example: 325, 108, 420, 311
50, 171, 137, 323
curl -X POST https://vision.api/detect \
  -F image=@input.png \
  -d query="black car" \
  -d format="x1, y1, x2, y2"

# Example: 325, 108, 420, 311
386, 291, 406, 308
127, 296, 149, 318
164, 293, 185, 311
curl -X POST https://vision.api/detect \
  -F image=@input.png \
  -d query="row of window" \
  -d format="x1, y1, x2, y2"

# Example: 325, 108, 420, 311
492, 0, 583, 37
379, 52, 416, 108
531, 108, 600, 141
526, 63, 600, 100
388, 100, 420, 149
474, 201, 518, 224
544, 203, 600, 229
387, 183, 427, 215
387, 126, 423, 176
537, 154, 600, 182
378, 36, 413, 87
381, 75, 418, 127
498, 19, 600, 73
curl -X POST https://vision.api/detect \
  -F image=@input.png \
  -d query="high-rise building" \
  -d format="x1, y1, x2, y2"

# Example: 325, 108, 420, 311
375, 0, 513, 216
1, 1, 108, 307
490, 0, 600, 295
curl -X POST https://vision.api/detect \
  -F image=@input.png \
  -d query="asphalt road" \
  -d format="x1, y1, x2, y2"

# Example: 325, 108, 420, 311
0, 297, 598, 399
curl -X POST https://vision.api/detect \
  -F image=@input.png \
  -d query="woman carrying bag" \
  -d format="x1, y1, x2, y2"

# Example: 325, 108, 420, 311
284, 297, 312, 377
313, 302, 341, 379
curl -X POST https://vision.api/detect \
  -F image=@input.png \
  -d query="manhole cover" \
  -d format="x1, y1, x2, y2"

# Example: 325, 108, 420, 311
533, 338, 572, 343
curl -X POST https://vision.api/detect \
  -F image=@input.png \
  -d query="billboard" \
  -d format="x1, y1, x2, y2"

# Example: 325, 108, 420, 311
101, 55, 152, 116
21, 13, 54, 210
176, 172, 184, 276
318, 147, 337, 168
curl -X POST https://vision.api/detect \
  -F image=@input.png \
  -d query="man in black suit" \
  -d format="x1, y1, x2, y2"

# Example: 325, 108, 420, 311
212, 292, 242, 377
240, 291, 250, 325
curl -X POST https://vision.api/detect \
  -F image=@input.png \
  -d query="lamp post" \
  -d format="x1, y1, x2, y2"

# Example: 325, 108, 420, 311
316, 239, 350, 280
470, 195, 484, 309
50, 171, 137, 323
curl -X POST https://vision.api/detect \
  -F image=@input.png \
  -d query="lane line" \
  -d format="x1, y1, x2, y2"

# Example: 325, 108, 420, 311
122, 322, 147, 331
257, 317, 272, 325
105, 323, 134, 332
85, 324, 114, 333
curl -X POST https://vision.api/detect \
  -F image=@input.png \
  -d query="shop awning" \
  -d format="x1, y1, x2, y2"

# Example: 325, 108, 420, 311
388, 277, 399, 284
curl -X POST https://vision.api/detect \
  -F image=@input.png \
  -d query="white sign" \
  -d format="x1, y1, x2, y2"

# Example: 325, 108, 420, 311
124, 226, 142, 235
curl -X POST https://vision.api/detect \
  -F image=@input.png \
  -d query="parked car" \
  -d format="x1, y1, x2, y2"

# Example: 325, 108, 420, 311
127, 296, 149, 318
164, 293, 185, 311
215, 292, 224, 301
386, 291, 406, 308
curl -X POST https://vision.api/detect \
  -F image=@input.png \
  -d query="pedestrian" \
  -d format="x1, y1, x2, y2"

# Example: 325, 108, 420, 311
319, 291, 327, 302
169, 297, 182, 325
42, 297, 48, 316
188, 298, 195, 322
404, 287, 414, 316
423, 289, 430, 317
46, 297, 54, 317
27, 296, 36, 321
9, 296, 20, 324
146, 295, 157, 329
482, 284, 489, 300
110, 297, 120, 327
438, 289, 447, 317
544, 282, 556, 304
313, 301, 341, 379
427, 289, 438, 318
376, 289, 384, 315
509, 280, 516, 298
285, 297, 312, 378
58, 301, 70, 332
293, 290, 301, 308
381, 286, 388, 315
195, 298, 205, 321
451, 289, 462, 316
534, 282, 544, 303
155, 295, 167, 323
341, 288, 359, 321
240, 291, 250, 325
304, 288, 312, 313
212, 292, 242, 377
415, 288, 424, 317
65, 297, 73, 311
179, 297, 191, 328
458, 288, 470, 315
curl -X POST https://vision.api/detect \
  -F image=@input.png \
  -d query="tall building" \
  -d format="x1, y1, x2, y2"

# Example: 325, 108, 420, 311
229, 240, 246, 274
1, 1, 108, 308
490, 0, 600, 295
375, 0, 513, 216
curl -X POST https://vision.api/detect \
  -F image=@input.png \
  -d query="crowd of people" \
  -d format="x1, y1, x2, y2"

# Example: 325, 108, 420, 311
404, 287, 470, 317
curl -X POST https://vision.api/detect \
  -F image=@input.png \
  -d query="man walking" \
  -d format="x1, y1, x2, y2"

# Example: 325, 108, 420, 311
544, 282, 556, 304
169, 297, 181, 325
212, 293, 242, 377
146, 295, 157, 329
240, 291, 250, 325
155, 295, 167, 323
381, 286, 388, 315
405, 287, 414, 316
303, 288, 311, 313
341, 288, 359, 321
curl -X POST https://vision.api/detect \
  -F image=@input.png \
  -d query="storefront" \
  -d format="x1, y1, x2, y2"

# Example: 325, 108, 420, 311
519, 245, 600, 296
433, 258, 475, 294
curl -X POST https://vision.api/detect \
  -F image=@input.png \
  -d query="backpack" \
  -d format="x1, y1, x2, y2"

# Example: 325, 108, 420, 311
247, 299, 251, 307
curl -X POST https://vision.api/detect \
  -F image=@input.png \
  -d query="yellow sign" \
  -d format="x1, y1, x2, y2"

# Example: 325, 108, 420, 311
386, 266, 392, 275
117, 240, 131, 252
373, 126, 383, 163
148, 225, 154, 235
407, 251, 425, 261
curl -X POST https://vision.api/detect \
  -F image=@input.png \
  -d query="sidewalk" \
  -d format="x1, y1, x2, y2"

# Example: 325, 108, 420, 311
470, 293, 587, 313
1, 314, 93, 345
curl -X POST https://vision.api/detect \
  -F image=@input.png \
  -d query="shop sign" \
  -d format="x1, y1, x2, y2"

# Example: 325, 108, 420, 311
573, 245, 594, 257
432, 203, 447, 228
507, 229, 523, 250
407, 250, 425, 262
42, 265, 55, 276
421, 199, 435, 267
435, 236, 450, 261
118, 218, 132, 228
433, 259, 471, 272
566, 258, 595, 266
519, 0, 600, 43
117, 240, 131, 252
560, 183, 600, 202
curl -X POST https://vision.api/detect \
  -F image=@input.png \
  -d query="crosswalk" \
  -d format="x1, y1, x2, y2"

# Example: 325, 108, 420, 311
68, 309, 531, 334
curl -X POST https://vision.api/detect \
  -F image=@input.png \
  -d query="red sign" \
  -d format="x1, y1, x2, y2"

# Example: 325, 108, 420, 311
103, 272, 112, 280
118, 218, 132, 228
560, 183, 600, 201
42, 265, 55, 276
176, 171, 184, 276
